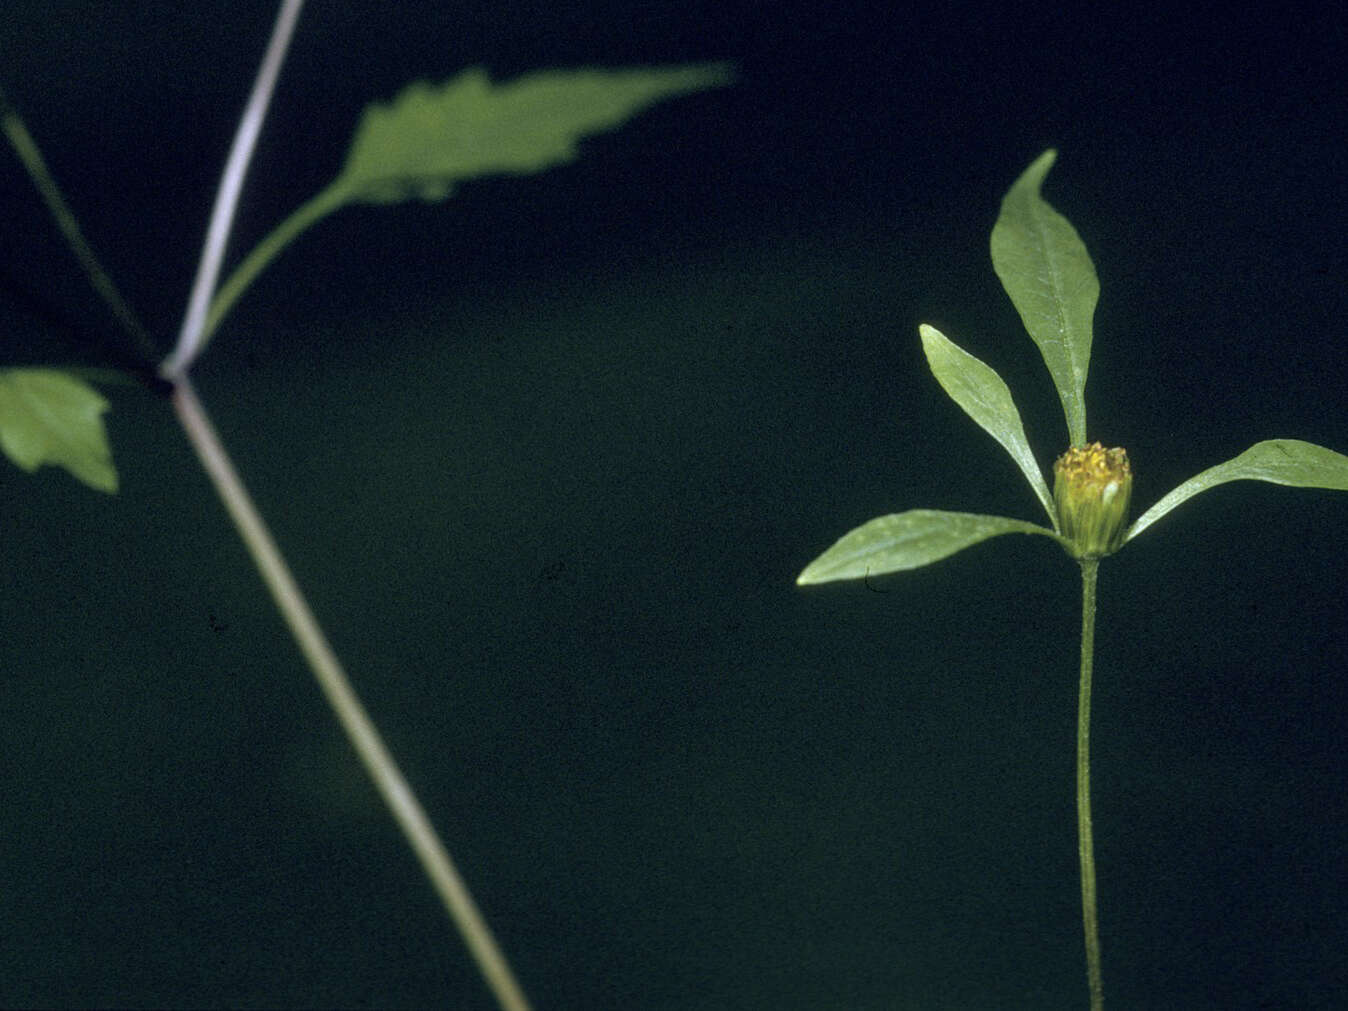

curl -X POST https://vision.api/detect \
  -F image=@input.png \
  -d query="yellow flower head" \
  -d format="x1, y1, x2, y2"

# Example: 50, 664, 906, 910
1053, 443, 1132, 558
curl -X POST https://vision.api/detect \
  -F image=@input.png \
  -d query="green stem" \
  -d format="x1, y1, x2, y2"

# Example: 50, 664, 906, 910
1077, 557, 1104, 1010
0, 85, 157, 363
199, 181, 350, 353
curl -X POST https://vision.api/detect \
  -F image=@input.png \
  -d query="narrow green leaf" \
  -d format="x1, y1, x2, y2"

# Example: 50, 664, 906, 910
335, 64, 735, 204
797, 509, 1063, 585
919, 324, 1057, 528
0, 368, 117, 492
1126, 439, 1348, 543
990, 149, 1097, 448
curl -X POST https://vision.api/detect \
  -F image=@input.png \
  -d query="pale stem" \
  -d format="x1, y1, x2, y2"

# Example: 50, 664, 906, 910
160, 0, 306, 379
154, 0, 530, 1003
171, 376, 531, 1011
1077, 557, 1104, 1010
7, 0, 531, 1001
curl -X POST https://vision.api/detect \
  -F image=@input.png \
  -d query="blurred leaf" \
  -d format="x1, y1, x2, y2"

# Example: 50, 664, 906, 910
919, 323, 1056, 527
990, 149, 1097, 448
0, 367, 117, 492
797, 509, 1064, 585
1127, 439, 1348, 543
335, 63, 735, 204
206, 62, 733, 346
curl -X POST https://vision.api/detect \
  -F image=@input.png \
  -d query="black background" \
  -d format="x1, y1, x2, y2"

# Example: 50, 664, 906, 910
3, 2, 1346, 1007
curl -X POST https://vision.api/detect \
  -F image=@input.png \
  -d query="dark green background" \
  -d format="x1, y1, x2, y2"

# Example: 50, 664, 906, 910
3, 2, 1346, 1007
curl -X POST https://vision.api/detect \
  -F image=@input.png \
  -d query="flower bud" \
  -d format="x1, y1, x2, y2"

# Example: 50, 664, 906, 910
1053, 443, 1133, 558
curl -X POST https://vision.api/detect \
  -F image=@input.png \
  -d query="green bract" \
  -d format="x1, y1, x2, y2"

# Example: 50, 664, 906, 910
798, 149, 1348, 585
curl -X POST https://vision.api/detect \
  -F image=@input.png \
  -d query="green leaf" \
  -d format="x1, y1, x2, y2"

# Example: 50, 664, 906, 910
0, 368, 117, 492
1126, 439, 1348, 543
205, 62, 733, 347
990, 149, 1098, 448
919, 324, 1056, 528
796, 509, 1064, 585
334, 63, 735, 204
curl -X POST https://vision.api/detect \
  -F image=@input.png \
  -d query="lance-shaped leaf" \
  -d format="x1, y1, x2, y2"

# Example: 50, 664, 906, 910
1127, 439, 1348, 543
919, 324, 1057, 528
204, 63, 733, 347
797, 509, 1065, 585
990, 149, 1097, 448
335, 63, 735, 204
0, 367, 117, 492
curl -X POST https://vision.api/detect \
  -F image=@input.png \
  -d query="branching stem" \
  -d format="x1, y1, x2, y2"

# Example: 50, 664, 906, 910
6, 0, 531, 1005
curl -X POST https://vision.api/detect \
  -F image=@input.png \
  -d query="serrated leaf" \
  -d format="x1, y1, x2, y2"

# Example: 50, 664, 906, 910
0, 368, 117, 492
334, 63, 735, 204
1126, 439, 1348, 543
796, 509, 1064, 585
919, 324, 1056, 528
990, 149, 1097, 448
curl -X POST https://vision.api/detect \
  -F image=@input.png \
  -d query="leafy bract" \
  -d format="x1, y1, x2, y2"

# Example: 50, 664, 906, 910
990, 149, 1097, 448
801, 154, 1348, 593
797, 509, 1064, 585
0, 368, 117, 492
1127, 439, 1348, 543
204, 63, 733, 348
920, 324, 1056, 528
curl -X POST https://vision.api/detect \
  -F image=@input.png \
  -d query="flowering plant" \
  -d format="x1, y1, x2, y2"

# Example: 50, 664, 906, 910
797, 149, 1348, 1009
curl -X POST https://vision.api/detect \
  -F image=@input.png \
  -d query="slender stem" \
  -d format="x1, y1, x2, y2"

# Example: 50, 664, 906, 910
200, 181, 349, 352
96, 0, 527, 1000
1076, 557, 1104, 1010
171, 376, 531, 1011
11, 2, 531, 1002
0, 85, 157, 363
161, 0, 306, 379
